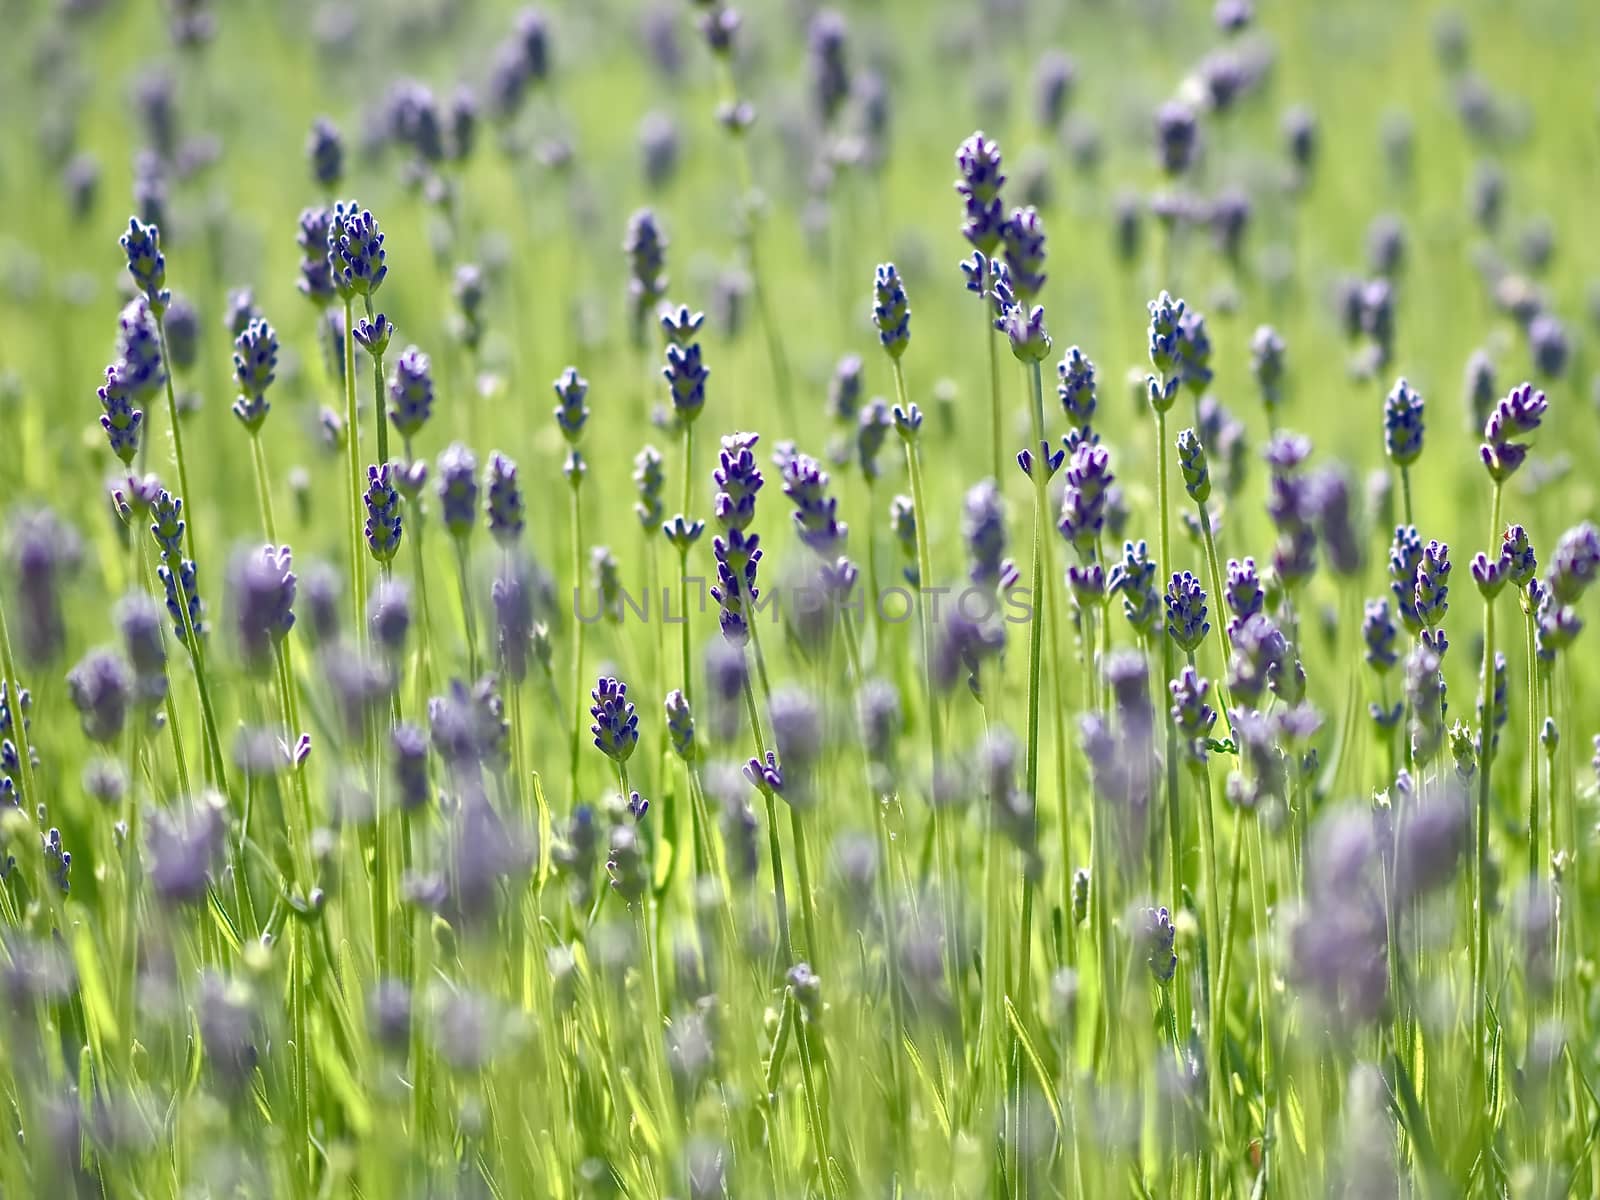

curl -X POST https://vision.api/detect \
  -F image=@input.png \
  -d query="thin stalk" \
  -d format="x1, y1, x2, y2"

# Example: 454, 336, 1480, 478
742, 669, 793, 965
568, 482, 586, 807
1155, 409, 1181, 893
154, 317, 199, 561
985, 315, 1003, 484
0, 601, 43, 885
249, 433, 278, 544
341, 297, 367, 643
1197, 503, 1235, 720
1248, 816, 1274, 1188
1193, 759, 1225, 1145
679, 422, 696, 706
362, 295, 390, 469
1473, 481, 1503, 1092
453, 536, 480, 676
789, 807, 822, 972
1524, 599, 1541, 879
895, 359, 961, 1033
1018, 358, 1051, 1016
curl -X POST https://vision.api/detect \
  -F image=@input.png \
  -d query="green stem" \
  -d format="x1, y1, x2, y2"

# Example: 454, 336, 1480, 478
342, 297, 367, 643
249, 433, 278, 544
789, 806, 821, 972
1248, 816, 1274, 1187
1018, 358, 1051, 1018
1524, 599, 1541, 880
742, 670, 793, 966
1473, 481, 1503, 1093
1197, 503, 1236, 723
1155, 409, 1181, 893
679, 422, 696, 708
154, 316, 199, 562
568, 482, 585, 808
985, 315, 1003, 485
895, 359, 962, 1032
362, 295, 390, 470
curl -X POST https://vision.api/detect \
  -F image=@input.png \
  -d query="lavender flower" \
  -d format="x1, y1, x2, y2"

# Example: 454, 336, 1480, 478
1146, 291, 1186, 411
633, 446, 665, 529
806, 10, 850, 127
1390, 525, 1425, 634
117, 593, 167, 705
483, 452, 524, 545
1177, 310, 1212, 395
1059, 443, 1114, 553
1251, 325, 1285, 411
116, 298, 166, 400
1224, 557, 1263, 631
1406, 644, 1447, 765
329, 202, 388, 299
711, 527, 762, 644
962, 480, 1007, 588
1414, 540, 1451, 629
589, 677, 639, 764
1362, 599, 1399, 672
665, 689, 695, 761
591, 547, 623, 622
1229, 613, 1287, 708
829, 355, 863, 424
1479, 382, 1548, 483
364, 464, 403, 563
857, 399, 891, 480
1165, 572, 1211, 653
1176, 429, 1210, 503
1503, 524, 1536, 587
1034, 51, 1076, 128
873, 263, 910, 358
713, 432, 763, 532
307, 117, 343, 188
297, 208, 336, 306
231, 317, 279, 432
437, 444, 478, 540
955, 131, 1006, 255
995, 295, 1052, 363
1155, 102, 1198, 175
163, 297, 199, 371
623, 208, 668, 341
1547, 523, 1600, 605
1057, 345, 1096, 429
388, 347, 433, 441
1170, 667, 1216, 763
120, 217, 169, 315
933, 608, 1006, 697
1107, 540, 1161, 639
229, 544, 296, 666
1529, 314, 1568, 379
1382, 378, 1424, 467
782, 452, 847, 557
553, 366, 591, 442
889, 496, 917, 586
1001, 206, 1047, 301
1140, 906, 1178, 982
66, 649, 133, 744
97, 363, 145, 466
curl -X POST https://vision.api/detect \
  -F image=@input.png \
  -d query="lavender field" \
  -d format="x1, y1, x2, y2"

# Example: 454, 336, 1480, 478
2, 0, 1598, 1195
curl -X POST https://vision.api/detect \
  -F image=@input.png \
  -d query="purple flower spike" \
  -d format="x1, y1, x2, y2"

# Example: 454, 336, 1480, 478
589, 676, 640, 764
1165, 571, 1211, 653
364, 464, 403, 563
1480, 382, 1548, 483
955, 131, 1007, 254
1059, 443, 1114, 552
743, 749, 784, 795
